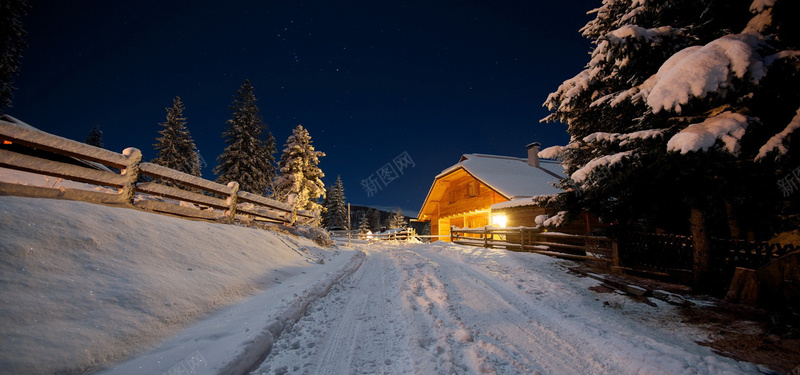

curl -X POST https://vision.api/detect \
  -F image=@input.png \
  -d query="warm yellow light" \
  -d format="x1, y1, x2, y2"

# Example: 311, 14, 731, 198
491, 214, 507, 228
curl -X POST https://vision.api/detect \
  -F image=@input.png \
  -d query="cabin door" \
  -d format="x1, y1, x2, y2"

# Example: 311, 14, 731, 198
438, 218, 451, 242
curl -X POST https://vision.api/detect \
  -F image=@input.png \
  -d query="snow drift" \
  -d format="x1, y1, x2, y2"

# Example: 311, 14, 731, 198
0, 196, 335, 374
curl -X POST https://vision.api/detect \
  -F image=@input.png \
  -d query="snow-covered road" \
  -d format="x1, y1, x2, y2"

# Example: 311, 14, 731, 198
253, 242, 767, 375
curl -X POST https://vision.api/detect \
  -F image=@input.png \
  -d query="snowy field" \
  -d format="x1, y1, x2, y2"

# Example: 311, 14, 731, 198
0, 195, 773, 374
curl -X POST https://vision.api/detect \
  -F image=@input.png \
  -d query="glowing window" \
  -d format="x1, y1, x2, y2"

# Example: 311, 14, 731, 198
491, 214, 507, 228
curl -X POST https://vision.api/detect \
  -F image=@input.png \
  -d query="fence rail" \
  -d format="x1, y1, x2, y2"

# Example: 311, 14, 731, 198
0, 117, 316, 226
330, 228, 419, 242
450, 226, 617, 264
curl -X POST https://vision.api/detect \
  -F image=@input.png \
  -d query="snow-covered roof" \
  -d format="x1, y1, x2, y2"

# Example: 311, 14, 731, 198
489, 197, 537, 210
417, 153, 565, 221
437, 154, 564, 199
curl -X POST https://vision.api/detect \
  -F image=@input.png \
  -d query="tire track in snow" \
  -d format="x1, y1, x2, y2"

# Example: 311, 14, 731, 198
433, 256, 597, 374
252, 249, 413, 375
392, 248, 483, 374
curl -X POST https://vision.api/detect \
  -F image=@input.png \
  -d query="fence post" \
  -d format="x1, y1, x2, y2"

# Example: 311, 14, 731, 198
119, 147, 142, 204
287, 193, 298, 225
226, 181, 239, 220
611, 240, 620, 269
484, 226, 489, 248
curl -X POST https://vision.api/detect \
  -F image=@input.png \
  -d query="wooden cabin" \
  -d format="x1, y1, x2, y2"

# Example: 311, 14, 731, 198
417, 143, 565, 241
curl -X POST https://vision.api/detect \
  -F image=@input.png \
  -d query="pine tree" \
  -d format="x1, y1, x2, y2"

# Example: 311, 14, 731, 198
388, 208, 407, 229
0, 0, 28, 113
84, 124, 103, 148
358, 213, 371, 234
264, 131, 277, 196
215, 80, 273, 195
541, 0, 800, 290
152, 96, 201, 180
273, 124, 326, 214
322, 175, 348, 229
368, 208, 382, 232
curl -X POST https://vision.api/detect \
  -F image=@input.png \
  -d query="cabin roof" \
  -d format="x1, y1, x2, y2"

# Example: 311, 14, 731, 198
437, 154, 564, 198
417, 153, 565, 220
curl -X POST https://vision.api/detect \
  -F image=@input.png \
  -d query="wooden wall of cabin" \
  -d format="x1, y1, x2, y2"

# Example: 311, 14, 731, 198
437, 174, 503, 219
493, 205, 548, 228
492, 206, 604, 235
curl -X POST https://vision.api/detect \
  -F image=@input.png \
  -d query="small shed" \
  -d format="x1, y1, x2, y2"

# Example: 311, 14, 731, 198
416, 143, 565, 241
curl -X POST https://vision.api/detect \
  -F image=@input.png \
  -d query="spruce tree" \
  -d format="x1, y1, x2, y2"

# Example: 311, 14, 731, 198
273, 124, 326, 214
215, 80, 272, 195
152, 96, 201, 180
368, 208, 382, 232
0, 0, 28, 113
322, 175, 347, 229
84, 124, 103, 148
541, 0, 800, 290
264, 131, 277, 196
358, 213, 371, 235
388, 208, 407, 229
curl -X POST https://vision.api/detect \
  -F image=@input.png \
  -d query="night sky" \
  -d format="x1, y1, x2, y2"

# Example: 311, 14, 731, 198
9, 0, 598, 216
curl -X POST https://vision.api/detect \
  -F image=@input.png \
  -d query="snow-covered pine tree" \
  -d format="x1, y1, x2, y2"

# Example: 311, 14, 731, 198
215, 80, 272, 195
322, 175, 348, 229
263, 131, 277, 197
84, 124, 103, 148
358, 213, 371, 235
0, 0, 28, 113
152, 96, 201, 182
541, 0, 800, 290
388, 208, 407, 229
273, 124, 326, 215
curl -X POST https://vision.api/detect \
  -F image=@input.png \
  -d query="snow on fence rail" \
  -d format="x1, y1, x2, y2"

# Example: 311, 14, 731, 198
0, 117, 316, 225
451, 226, 618, 265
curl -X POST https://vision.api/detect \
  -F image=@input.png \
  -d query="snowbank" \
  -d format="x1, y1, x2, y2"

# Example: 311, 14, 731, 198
0, 196, 339, 374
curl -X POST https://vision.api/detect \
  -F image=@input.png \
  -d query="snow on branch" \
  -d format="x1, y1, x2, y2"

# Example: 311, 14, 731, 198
666, 111, 750, 155
750, 0, 775, 13
583, 129, 664, 146
538, 145, 565, 160
537, 211, 568, 228
635, 34, 767, 114
571, 151, 634, 183
756, 107, 800, 161
543, 70, 591, 114
607, 25, 675, 43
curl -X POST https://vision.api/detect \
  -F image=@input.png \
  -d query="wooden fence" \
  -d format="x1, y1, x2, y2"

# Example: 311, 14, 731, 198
0, 117, 316, 225
451, 226, 797, 289
617, 232, 797, 274
450, 226, 617, 264
329, 228, 419, 242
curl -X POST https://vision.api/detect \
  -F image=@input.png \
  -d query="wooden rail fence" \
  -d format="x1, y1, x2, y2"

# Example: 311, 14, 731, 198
0, 117, 316, 225
450, 226, 617, 264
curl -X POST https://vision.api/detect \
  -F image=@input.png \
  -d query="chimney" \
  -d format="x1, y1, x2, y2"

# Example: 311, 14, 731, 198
526, 142, 540, 168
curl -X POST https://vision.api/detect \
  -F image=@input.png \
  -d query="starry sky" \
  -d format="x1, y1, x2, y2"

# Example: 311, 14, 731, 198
9, 0, 598, 216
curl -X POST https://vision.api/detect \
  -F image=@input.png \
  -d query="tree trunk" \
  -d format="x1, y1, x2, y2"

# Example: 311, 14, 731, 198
690, 206, 712, 292
724, 200, 740, 240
